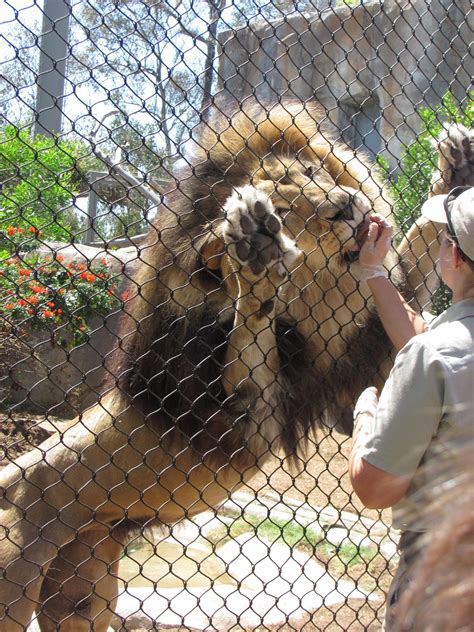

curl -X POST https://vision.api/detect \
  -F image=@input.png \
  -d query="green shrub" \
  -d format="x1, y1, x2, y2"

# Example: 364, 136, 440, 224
0, 124, 95, 251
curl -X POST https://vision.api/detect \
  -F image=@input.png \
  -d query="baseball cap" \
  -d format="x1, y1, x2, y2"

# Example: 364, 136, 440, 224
421, 186, 474, 261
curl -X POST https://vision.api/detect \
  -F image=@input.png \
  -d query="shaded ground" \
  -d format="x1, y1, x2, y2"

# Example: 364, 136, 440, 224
0, 411, 73, 466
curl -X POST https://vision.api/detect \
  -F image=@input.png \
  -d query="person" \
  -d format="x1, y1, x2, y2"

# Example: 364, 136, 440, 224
349, 185, 474, 630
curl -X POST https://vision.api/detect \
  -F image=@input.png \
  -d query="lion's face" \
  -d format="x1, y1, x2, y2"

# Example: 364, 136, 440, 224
253, 152, 372, 273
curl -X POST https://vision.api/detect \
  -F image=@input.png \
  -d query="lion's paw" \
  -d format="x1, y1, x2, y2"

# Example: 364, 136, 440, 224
436, 123, 473, 169
430, 124, 474, 195
222, 185, 299, 277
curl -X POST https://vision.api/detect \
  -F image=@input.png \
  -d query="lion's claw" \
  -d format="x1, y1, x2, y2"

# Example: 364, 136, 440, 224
430, 124, 474, 195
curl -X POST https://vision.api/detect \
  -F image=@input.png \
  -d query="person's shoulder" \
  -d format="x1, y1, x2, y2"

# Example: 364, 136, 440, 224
398, 322, 462, 361
430, 299, 474, 329
407, 309, 474, 366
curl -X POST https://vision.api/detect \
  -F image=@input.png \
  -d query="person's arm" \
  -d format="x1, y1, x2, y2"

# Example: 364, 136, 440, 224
359, 215, 428, 351
349, 387, 411, 509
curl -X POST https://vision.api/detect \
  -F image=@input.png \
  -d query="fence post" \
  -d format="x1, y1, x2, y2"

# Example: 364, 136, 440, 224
34, 0, 71, 137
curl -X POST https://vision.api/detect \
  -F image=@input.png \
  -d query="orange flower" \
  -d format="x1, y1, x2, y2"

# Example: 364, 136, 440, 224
80, 271, 96, 282
29, 226, 37, 233
121, 290, 130, 301
18, 299, 27, 306
54, 254, 64, 262
27, 308, 34, 315
30, 284, 47, 294
7, 226, 16, 235
77, 263, 85, 271
29, 296, 39, 304
58, 288, 66, 295
19, 268, 32, 276
43, 309, 53, 318
56, 308, 62, 315
5, 303, 14, 310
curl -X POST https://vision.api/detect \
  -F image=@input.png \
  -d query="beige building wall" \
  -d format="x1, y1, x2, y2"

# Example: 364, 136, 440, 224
217, 0, 473, 170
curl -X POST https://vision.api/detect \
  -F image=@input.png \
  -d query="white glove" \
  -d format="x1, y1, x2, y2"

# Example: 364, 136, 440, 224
359, 215, 393, 282
359, 264, 388, 281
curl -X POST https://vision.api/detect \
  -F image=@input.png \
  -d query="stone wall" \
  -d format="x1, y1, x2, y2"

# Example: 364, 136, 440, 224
217, 0, 473, 170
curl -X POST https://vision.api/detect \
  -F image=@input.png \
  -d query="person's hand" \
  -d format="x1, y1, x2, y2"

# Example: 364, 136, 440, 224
353, 386, 379, 422
359, 214, 393, 281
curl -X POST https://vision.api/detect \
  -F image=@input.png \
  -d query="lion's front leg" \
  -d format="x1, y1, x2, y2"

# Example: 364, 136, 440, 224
399, 124, 473, 310
397, 217, 443, 311
219, 186, 300, 450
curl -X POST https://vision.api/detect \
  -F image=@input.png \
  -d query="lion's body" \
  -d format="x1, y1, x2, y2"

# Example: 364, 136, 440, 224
0, 102, 470, 631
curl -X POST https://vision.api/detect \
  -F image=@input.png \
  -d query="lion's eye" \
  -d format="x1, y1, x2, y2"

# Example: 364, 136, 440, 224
329, 211, 345, 222
305, 166, 316, 178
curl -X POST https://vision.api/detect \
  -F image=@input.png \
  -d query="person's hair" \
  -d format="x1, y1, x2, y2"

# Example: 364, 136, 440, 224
393, 428, 474, 632
448, 234, 474, 271
444, 186, 474, 266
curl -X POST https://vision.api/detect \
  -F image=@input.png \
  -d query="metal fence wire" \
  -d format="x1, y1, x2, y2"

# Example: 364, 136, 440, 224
0, 0, 472, 629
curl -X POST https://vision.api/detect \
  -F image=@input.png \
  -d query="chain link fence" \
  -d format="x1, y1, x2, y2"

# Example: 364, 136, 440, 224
0, 0, 472, 629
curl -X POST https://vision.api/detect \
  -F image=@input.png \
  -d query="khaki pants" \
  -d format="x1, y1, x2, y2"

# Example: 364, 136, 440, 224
383, 531, 422, 631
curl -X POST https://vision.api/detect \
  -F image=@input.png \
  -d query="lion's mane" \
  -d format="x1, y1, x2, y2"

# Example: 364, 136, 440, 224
108, 101, 401, 461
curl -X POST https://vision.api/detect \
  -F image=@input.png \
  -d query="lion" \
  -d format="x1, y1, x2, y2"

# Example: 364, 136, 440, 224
0, 102, 471, 631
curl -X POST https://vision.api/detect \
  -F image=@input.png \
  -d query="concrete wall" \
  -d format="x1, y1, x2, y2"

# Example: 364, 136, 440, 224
217, 0, 473, 170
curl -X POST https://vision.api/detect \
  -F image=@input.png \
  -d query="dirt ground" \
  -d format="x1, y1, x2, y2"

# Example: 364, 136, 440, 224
0, 413, 393, 631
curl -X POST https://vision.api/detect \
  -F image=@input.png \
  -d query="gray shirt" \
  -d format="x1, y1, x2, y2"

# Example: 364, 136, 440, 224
360, 297, 474, 530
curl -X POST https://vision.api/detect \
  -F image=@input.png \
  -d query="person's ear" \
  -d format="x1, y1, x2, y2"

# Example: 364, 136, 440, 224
452, 242, 464, 267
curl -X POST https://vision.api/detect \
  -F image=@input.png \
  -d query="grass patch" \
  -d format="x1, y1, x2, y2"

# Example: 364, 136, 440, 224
205, 514, 379, 570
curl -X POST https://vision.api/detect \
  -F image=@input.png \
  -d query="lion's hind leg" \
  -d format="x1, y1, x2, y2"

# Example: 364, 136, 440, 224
36, 529, 121, 632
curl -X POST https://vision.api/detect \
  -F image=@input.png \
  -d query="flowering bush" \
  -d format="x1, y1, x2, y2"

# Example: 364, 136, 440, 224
0, 250, 123, 347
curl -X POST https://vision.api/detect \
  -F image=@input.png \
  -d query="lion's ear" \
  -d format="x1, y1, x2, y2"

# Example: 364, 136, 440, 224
200, 236, 225, 270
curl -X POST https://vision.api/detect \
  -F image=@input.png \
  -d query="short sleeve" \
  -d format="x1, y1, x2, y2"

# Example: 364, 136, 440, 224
359, 336, 447, 478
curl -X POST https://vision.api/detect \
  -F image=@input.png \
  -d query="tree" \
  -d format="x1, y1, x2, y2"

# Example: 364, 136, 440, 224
0, 124, 95, 252
0, 7, 40, 124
